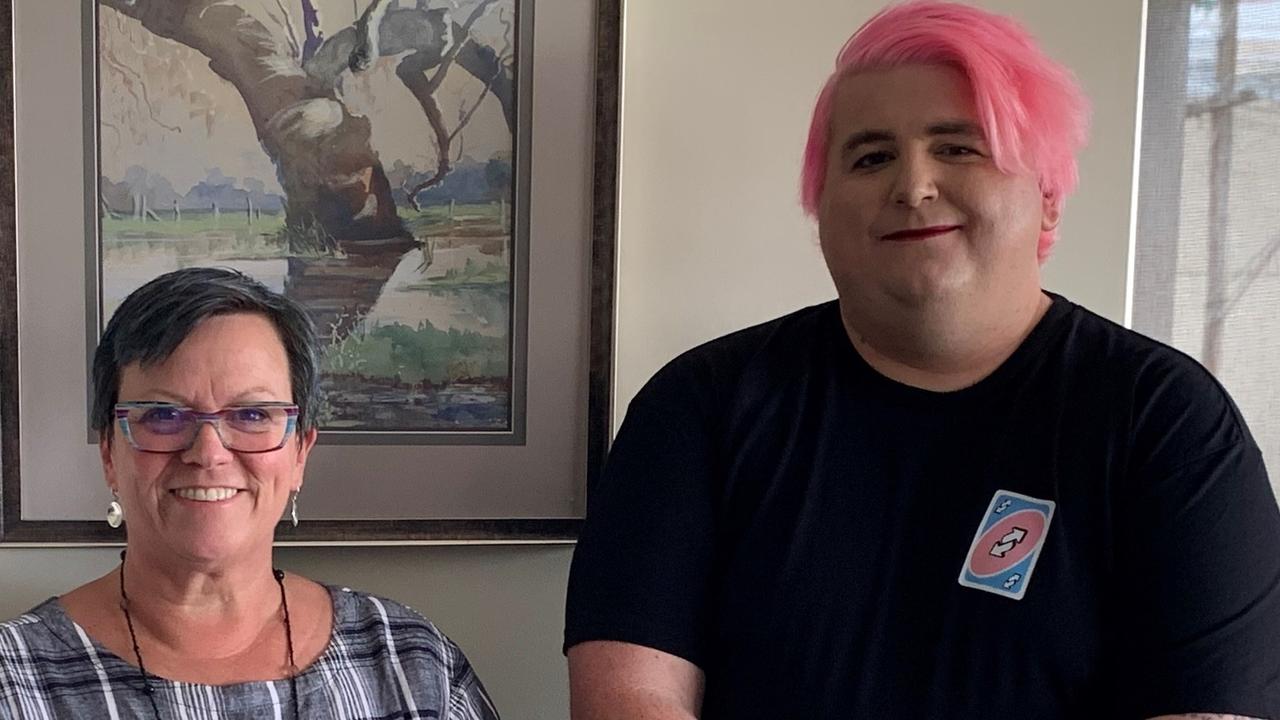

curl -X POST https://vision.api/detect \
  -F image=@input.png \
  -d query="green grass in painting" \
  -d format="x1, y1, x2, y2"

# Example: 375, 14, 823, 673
104, 203, 507, 258
399, 202, 507, 237
438, 258, 507, 285
322, 321, 508, 384
103, 213, 286, 239
397, 258, 508, 290
102, 213, 291, 259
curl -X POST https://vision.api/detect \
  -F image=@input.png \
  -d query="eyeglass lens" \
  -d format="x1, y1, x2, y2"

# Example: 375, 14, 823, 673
120, 405, 294, 452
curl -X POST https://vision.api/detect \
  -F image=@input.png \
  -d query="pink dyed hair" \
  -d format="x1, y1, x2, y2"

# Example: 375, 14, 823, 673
799, 1, 1090, 260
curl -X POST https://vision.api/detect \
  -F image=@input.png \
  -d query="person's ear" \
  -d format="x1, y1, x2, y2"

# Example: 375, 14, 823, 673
1041, 193, 1062, 233
100, 434, 118, 493
295, 427, 318, 465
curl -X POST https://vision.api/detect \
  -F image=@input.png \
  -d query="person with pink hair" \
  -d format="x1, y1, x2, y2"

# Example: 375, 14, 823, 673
564, 2, 1280, 719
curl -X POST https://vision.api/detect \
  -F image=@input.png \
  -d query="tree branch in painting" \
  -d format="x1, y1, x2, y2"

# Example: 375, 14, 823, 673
303, 0, 514, 210
453, 15, 516, 132
388, 0, 508, 209
101, 0, 411, 248
301, 0, 323, 62
269, 0, 302, 60
100, 44, 182, 134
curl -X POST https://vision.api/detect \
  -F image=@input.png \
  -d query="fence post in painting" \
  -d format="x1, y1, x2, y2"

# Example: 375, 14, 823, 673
247, 195, 254, 225
500, 197, 507, 230
449, 198, 456, 220
174, 200, 181, 223
213, 202, 220, 226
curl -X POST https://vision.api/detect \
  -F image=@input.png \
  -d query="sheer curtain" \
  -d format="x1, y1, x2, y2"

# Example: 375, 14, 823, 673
1132, 0, 1280, 499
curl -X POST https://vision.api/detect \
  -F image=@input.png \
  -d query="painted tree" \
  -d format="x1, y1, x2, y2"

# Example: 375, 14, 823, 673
302, 0, 515, 210
100, 0, 514, 250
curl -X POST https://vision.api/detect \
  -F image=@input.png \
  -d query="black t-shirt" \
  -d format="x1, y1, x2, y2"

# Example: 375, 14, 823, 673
564, 294, 1280, 719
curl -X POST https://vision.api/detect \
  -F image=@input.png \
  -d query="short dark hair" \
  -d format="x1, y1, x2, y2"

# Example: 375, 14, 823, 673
91, 267, 321, 437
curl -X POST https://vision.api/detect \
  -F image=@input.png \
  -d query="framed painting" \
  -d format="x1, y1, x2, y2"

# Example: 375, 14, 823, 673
95, 0, 532, 443
0, 0, 620, 543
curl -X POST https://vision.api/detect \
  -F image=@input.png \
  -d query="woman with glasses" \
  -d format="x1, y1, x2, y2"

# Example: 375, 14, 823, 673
0, 267, 500, 719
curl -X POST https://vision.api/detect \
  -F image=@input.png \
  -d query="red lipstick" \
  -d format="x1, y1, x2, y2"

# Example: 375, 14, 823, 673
881, 225, 962, 241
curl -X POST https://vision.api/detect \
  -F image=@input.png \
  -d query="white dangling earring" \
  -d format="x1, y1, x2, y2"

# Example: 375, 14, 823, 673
290, 490, 299, 528
106, 492, 124, 529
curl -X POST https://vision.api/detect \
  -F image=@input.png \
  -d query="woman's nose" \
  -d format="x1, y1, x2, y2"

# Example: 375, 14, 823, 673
182, 421, 234, 465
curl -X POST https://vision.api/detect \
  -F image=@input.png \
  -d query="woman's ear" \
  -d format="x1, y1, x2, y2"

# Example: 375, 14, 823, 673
294, 427, 318, 467
100, 434, 118, 493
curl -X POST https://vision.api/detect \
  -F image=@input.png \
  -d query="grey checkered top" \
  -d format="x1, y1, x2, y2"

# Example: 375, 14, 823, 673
0, 584, 499, 719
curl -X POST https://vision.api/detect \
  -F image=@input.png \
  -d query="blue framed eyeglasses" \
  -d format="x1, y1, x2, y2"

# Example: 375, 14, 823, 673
114, 402, 300, 453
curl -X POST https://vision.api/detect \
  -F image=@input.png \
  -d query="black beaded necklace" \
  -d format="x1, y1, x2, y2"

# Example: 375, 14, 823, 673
117, 550, 302, 720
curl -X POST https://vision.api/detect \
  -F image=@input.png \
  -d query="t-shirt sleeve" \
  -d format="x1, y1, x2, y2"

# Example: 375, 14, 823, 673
1115, 362, 1280, 718
563, 355, 721, 668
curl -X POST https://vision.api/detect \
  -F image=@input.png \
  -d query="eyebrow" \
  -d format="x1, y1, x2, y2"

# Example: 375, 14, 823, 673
128, 390, 189, 404
126, 388, 282, 405
839, 120, 985, 157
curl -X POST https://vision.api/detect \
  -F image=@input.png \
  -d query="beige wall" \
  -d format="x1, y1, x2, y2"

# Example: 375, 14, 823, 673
0, 2, 1144, 719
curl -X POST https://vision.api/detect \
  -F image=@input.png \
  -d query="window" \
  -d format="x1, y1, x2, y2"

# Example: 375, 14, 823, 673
1133, 0, 1280, 498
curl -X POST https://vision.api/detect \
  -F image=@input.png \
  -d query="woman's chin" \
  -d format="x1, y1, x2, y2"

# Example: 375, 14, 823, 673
152, 522, 273, 567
